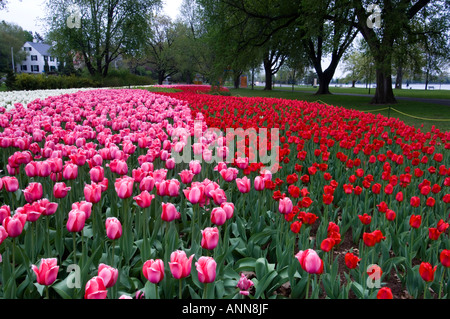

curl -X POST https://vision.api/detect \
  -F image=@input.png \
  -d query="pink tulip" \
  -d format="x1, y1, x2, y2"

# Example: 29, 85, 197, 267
179, 170, 194, 184
139, 176, 155, 192
31, 258, 59, 286
98, 264, 119, 288
220, 168, 238, 182
169, 250, 194, 279
134, 191, 155, 208
23, 182, 43, 203
201, 227, 219, 250
295, 249, 324, 274
3, 213, 27, 237
0, 225, 8, 245
72, 201, 92, 219
278, 197, 294, 215
236, 176, 251, 193
254, 176, 265, 191
84, 276, 107, 299
189, 160, 202, 175
63, 163, 78, 180
0, 205, 11, 224
195, 256, 217, 283
37, 199, 58, 216
53, 182, 71, 199
167, 179, 180, 197
19, 202, 44, 222
2, 176, 19, 192
237, 273, 254, 296
142, 259, 165, 284
165, 157, 176, 170
84, 183, 102, 204
89, 166, 105, 183
220, 202, 235, 220
66, 209, 86, 232
210, 188, 227, 206
161, 202, 181, 222
210, 207, 227, 226
105, 217, 122, 240
184, 185, 202, 204
114, 176, 134, 199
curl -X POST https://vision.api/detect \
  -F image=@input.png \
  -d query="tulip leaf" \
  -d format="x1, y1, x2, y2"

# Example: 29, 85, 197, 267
254, 270, 278, 299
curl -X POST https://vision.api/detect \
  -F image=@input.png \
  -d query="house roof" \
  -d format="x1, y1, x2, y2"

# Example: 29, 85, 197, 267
25, 41, 52, 57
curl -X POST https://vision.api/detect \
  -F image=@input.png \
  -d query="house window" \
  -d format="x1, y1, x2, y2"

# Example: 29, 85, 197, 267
31, 65, 39, 72
50, 56, 55, 62
31, 55, 38, 61
50, 66, 56, 71
21, 65, 27, 71
23, 47, 32, 51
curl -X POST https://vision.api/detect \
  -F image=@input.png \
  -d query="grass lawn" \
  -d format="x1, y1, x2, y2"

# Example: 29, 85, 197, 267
230, 87, 450, 132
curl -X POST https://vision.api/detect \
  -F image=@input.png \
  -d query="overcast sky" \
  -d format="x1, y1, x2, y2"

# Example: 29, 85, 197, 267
0, 0, 183, 34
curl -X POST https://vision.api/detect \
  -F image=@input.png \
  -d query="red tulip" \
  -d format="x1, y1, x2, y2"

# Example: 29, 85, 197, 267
419, 262, 437, 282
84, 276, 107, 299
410, 196, 420, 207
142, 259, 165, 284
31, 258, 59, 286
344, 252, 360, 269
377, 287, 393, 299
409, 215, 422, 228
290, 221, 302, 234
358, 213, 372, 225
440, 250, 450, 268
195, 256, 217, 283
320, 238, 335, 252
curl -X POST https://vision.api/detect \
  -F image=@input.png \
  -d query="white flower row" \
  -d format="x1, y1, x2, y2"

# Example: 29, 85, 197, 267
0, 88, 109, 111
0, 85, 162, 112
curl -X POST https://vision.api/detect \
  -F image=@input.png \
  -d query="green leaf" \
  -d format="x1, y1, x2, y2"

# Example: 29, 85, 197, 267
234, 257, 256, 273
254, 270, 278, 299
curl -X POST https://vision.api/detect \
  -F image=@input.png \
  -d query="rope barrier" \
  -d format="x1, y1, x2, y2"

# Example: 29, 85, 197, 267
389, 107, 450, 122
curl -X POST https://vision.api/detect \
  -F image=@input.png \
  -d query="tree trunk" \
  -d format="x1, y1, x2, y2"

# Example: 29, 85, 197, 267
372, 68, 397, 104
352, 80, 356, 88
158, 71, 165, 85
263, 58, 273, 91
395, 65, 403, 89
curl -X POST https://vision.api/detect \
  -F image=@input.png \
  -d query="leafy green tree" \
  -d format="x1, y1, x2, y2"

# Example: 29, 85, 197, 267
0, 21, 30, 72
45, 0, 161, 77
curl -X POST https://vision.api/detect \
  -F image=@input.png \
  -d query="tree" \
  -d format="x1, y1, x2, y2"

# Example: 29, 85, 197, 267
346, 0, 446, 103
45, 0, 161, 77
342, 38, 376, 88
0, 21, 30, 72
145, 15, 180, 84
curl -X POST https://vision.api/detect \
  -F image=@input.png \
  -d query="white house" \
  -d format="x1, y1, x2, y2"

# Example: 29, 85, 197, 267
16, 41, 60, 74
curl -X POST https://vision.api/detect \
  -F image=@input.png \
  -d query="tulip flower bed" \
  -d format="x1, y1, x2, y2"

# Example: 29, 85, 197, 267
0, 85, 449, 300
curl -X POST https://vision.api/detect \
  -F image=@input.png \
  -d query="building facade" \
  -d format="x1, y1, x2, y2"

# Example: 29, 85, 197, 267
17, 41, 60, 74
